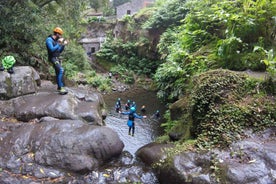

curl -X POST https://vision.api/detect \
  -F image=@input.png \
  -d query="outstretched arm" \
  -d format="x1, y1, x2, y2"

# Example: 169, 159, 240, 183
134, 113, 146, 119
120, 111, 130, 115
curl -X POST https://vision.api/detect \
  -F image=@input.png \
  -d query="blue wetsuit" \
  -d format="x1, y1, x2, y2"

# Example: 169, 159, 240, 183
121, 111, 144, 136
46, 35, 65, 89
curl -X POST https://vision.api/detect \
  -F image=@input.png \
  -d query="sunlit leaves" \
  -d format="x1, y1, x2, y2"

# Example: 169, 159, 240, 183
143, 0, 188, 30
154, 61, 186, 101
153, 0, 275, 103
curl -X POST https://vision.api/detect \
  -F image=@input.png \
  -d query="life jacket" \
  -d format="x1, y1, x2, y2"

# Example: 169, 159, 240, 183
128, 113, 134, 121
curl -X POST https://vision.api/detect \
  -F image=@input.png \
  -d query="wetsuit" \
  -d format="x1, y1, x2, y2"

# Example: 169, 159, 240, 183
115, 102, 121, 113
121, 111, 144, 136
46, 35, 65, 90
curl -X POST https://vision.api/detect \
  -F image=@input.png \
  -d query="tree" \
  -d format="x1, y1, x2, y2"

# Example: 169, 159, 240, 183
151, 0, 276, 103
0, 0, 88, 68
143, 0, 188, 30
89, 0, 101, 12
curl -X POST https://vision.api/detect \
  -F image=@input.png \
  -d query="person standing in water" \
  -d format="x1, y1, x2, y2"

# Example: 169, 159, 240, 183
120, 107, 146, 136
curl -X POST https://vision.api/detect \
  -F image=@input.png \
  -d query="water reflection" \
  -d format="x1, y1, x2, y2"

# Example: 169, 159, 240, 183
105, 112, 161, 155
103, 88, 166, 155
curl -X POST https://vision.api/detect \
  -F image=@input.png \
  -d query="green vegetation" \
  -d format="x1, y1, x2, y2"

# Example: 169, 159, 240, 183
156, 69, 276, 179
94, 0, 276, 150
143, 0, 189, 30
96, 14, 163, 81
144, 0, 275, 151
0, 0, 111, 92
89, 0, 114, 16
191, 70, 276, 148
161, 69, 276, 149
154, 0, 276, 103
97, 36, 161, 78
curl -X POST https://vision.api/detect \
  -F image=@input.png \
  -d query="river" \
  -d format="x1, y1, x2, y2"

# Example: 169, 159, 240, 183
103, 87, 166, 156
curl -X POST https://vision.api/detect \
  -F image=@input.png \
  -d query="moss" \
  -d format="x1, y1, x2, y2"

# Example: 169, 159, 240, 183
191, 69, 276, 148
172, 112, 196, 140
191, 69, 248, 128
163, 69, 276, 149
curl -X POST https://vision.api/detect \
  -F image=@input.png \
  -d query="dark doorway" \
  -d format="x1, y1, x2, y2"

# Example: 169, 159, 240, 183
91, 47, 96, 53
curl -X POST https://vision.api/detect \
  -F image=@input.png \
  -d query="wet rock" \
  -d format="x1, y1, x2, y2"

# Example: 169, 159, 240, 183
0, 66, 40, 100
111, 165, 158, 184
111, 85, 129, 92
39, 116, 59, 122
168, 132, 183, 141
0, 89, 105, 125
136, 142, 174, 166
192, 174, 211, 184
169, 97, 189, 121
82, 165, 158, 184
0, 120, 124, 174
138, 127, 276, 184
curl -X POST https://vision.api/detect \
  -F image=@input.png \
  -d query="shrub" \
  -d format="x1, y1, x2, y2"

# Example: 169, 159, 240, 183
189, 69, 276, 148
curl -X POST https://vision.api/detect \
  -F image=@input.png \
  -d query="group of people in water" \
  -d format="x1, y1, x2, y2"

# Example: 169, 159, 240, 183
114, 98, 160, 136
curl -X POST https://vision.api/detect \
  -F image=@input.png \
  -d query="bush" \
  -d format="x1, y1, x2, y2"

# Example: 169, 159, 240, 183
189, 69, 276, 148
87, 16, 106, 23
87, 74, 112, 92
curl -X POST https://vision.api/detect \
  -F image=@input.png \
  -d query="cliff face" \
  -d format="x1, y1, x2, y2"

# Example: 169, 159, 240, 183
84, 14, 162, 61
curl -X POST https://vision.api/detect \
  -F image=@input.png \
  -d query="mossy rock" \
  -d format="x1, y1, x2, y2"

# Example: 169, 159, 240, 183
169, 96, 190, 121
190, 69, 276, 148
168, 69, 276, 148
191, 69, 248, 122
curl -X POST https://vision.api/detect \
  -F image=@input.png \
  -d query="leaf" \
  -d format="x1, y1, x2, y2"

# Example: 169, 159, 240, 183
103, 173, 110, 178
248, 159, 256, 163
40, 168, 45, 174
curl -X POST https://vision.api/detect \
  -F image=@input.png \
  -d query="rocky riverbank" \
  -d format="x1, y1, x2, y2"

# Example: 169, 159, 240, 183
0, 66, 159, 183
1, 66, 275, 184
137, 128, 276, 184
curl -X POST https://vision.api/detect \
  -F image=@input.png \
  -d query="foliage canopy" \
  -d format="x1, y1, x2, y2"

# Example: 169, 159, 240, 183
153, 0, 276, 102
0, 0, 112, 91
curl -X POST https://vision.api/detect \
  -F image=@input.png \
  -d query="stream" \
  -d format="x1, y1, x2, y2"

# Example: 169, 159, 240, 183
103, 87, 166, 156
80, 87, 167, 183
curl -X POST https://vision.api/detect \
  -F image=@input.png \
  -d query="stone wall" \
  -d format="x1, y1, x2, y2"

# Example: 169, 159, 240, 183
79, 22, 115, 55
116, 0, 155, 19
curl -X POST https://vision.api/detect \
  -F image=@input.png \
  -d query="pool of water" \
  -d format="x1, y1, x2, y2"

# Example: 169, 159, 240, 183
103, 87, 166, 155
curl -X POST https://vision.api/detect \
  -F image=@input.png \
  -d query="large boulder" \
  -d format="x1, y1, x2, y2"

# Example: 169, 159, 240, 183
0, 66, 40, 100
0, 120, 124, 174
0, 68, 106, 125
137, 127, 276, 184
0, 87, 105, 125
136, 142, 174, 166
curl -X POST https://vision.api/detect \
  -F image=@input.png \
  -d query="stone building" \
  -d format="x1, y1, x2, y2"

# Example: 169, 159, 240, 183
79, 0, 155, 55
78, 37, 105, 57
116, 0, 155, 19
